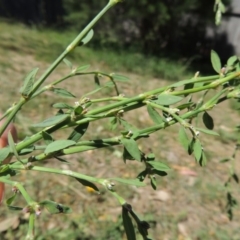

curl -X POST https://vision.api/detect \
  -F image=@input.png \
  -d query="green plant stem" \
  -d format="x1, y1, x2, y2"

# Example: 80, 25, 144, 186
10, 165, 103, 185
26, 213, 35, 240
31, 2, 114, 96
0, 1, 116, 137
0, 98, 26, 139
11, 72, 239, 158
0, 178, 33, 204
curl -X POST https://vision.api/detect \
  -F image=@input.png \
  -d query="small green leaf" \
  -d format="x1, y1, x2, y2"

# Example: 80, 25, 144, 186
42, 131, 54, 145
6, 193, 17, 205
32, 114, 69, 128
147, 161, 170, 171
184, 83, 194, 96
150, 175, 157, 190
20, 67, 38, 97
8, 132, 21, 162
68, 122, 89, 142
63, 58, 73, 69
232, 173, 239, 184
110, 178, 146, 187
54, 156, 69, 163
220, 158, 231, 163
122, 207, 136, 240
202, 112, 214, 130
40, 200, 72, 214
199, 151, 207, 166
123, 147, 135, 162
0, 147, 10, 163
94, 74, 100, 87
147, 105, 163, 124
45, 140, 76, 154
137, 169, 148, 181
7, 206, 23, 211
211, 50, 221, 73
74, 106, 84, 115
121, 138, 141, 161
52, 88, 76, 98
171, 79, 194, 88
109, 117, 118, 130
75, 64, 90, 72
120, 119, 139, 133
52, 103, 73, 109
188, 138, 195, 155
227, 56, 238, 67
178, 127, 189, 152
195, 127, 219, 136
79, 29, 94, 46
19, 146, 34, 155
75, 178, 99, 192
112, 74, 129, 82
177, 102, 194, 110
146, 153, 155, 161
193, 139, 202, 162
152, 169, 168, 177
155, 94, 183, 105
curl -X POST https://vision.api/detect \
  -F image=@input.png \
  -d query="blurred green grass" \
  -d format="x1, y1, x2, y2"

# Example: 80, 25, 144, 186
0, 20, 191, 80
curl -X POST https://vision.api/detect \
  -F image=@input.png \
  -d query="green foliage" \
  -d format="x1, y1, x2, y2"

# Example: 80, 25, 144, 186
0, 1, 240, 239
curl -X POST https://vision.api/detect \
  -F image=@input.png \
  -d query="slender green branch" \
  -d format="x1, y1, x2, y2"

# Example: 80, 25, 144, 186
0, 178, 33, 204
10, 165, 104, 185
26, 213, 35, 240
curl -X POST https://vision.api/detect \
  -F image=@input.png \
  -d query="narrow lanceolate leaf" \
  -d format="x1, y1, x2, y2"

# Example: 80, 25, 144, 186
75, 64, 90, 72
7, 132, 20, 162
122, 207, 136, 240
54, 156, 69, 163
200, 151, 207, 166
193, 139, 202, 162
211, 50, 221, 73
137, 169, 148, 182
178, 127, 189, 152
121, 138, 141, 161
63, 58, 73, 69
44, 140, 76, 154
152, 169, 168, 177
94, 74, 100, 87
20, 67, 38, 97
110, 178, 146, 187
227, 56, 238, 67
123, 147, 135, 162
150, 175, 157, 190
202, 111, 214, 130
112, 74, 129, 82
32, 114, 69, 128
155, 94, 183, 105
0, 147, 10, 163
79, 29, 94, 46
147, 105, 163, 124
52, 88, 76, 98
68, 122, 89, 142
75, 178, 99, 192
40, 200, 72, 214
109, 117, 118, 130
52, 103, 74, 110
42, 131, 54, 145
6, 193, 17, 205
19, 146, 34, 155
147, 161, 171, 171
195, 127, 219, 136
188, 138, 195, 155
